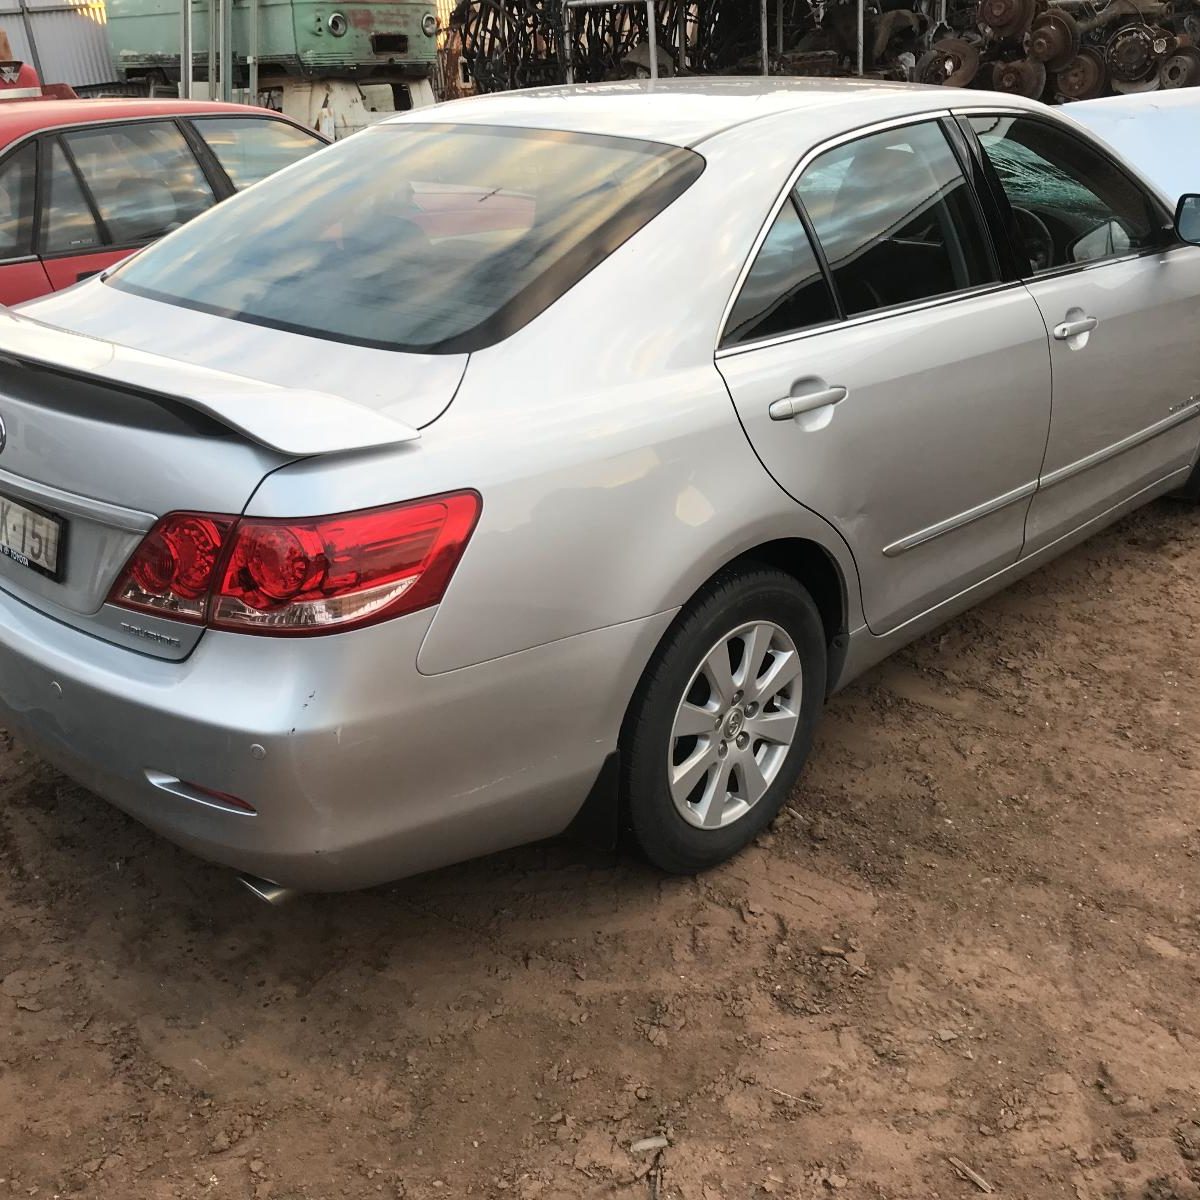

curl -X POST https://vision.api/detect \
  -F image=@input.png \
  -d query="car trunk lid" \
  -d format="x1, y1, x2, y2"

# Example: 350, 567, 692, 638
0, 310, 437, 660
18, 282, 469, 431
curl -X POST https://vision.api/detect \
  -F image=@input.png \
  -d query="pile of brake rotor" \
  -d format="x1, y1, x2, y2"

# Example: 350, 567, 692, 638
446, 0, 1200, 101
915, 0, 1200, 100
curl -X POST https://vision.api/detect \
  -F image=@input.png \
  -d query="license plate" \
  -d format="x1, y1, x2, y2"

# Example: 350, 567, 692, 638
0, 492, 65, 579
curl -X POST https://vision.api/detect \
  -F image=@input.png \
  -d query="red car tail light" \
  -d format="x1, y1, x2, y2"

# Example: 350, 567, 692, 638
110, 512, 235, 623
108, 492, 480, 635
210, 493, 480, 634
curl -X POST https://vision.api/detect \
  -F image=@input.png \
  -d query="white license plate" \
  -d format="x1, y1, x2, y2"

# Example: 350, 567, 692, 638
0, 492, 65, 579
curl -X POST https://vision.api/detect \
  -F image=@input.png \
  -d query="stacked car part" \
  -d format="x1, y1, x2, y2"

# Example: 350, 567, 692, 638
446, 0, 1200, 100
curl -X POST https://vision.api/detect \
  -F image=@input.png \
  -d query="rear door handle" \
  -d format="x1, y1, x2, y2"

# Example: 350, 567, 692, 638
1053, 316, 1098, 340
768, 385, 848, 421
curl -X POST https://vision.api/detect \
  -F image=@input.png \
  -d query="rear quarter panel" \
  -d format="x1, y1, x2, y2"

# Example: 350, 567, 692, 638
246, 121, 867, 673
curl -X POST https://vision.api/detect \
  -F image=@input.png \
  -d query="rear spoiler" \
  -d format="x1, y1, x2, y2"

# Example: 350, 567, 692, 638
0, 310, 421, 457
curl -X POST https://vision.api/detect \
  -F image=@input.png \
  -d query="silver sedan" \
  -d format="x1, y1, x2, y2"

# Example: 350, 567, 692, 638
2, 79, 1199, 896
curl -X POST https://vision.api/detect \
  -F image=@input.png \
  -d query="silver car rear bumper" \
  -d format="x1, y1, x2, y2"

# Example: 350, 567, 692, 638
0, 588, 674, 890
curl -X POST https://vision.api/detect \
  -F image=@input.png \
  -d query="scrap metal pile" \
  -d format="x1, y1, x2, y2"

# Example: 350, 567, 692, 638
446, 0, 1200, 101
916, 0, 1200, 98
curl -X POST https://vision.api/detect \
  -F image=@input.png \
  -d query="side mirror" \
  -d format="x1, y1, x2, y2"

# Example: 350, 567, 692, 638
1175, 194, 1200, 245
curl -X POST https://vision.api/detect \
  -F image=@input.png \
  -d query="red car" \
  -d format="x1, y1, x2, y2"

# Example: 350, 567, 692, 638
0, 97, 326, 306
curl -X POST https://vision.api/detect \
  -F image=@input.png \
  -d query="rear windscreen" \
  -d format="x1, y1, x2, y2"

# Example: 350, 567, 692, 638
107, 123, 704, 354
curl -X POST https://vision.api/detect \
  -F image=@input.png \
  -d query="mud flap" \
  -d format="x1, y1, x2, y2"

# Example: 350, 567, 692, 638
561, 751, 620, 852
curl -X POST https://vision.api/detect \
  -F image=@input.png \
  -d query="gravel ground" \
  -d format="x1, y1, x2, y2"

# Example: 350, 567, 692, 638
1, 501, 1199, 1200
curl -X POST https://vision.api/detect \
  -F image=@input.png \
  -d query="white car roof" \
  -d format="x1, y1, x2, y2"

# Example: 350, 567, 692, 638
1068, 90, 1200, 203
386, 76, 1048, 149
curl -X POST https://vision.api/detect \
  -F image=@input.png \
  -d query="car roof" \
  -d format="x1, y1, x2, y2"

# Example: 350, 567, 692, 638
387, 77, 1048, 148
0, 97, 292, 146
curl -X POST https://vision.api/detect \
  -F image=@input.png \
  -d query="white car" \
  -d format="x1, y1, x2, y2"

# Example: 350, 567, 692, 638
1069, 90, 1198, 205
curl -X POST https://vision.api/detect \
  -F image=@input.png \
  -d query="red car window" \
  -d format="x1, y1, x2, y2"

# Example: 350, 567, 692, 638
43, 138, 102, 254
0, 140, 35, 260
60, 121, 215, 246
191, 116, 323, 189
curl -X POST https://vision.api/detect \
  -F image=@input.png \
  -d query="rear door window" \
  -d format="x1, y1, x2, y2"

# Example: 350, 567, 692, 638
721, 199, 837, 347
60, 121, 216, 246
191, 117, 324, 189
43, 139, 103, 255
0, 142, 36, 260
796, 120, 996, 317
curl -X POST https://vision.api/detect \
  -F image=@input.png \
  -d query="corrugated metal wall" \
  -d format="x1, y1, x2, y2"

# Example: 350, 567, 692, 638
0, 0, 117, 87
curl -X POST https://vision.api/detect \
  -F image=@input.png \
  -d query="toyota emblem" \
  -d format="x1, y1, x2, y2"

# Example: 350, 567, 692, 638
0, 413, 6, 456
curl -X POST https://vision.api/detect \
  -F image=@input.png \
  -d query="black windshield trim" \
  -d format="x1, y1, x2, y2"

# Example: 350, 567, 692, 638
106, 124, 705, 355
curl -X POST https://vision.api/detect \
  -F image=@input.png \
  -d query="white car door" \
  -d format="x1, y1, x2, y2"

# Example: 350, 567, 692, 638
717, 117, 1053, 636
964, 112, 1200, 552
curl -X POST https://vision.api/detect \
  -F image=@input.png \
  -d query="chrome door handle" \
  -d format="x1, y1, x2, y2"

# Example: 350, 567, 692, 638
768, 385, 848, 421
1053, 316, 1098, 340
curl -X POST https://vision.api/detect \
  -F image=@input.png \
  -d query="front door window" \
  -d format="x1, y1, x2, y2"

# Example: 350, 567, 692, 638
965, 114, 1162, 274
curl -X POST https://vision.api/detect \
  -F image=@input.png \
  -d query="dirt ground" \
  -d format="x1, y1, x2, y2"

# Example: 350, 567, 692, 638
2, 501, 1199, 1200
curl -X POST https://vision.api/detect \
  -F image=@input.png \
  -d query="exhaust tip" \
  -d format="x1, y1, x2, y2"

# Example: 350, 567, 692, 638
238, 873, 300, 906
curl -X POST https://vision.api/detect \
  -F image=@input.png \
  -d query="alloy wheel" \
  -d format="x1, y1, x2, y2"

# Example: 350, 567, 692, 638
667, 620, 802, 830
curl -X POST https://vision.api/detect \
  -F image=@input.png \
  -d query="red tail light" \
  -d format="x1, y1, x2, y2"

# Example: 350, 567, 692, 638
108, 492, 480, 636
112, 512, 234, 622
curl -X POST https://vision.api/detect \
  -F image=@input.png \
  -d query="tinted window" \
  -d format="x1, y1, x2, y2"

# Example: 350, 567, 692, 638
797, 121, 995, 318
193, 117, 323, 189
0, 142, 36, 259
722, 199, 836, 347
44, 140, 102, 255
109, 124, 704, 354
967, 115, 1160, 274
62, 121, 215, 245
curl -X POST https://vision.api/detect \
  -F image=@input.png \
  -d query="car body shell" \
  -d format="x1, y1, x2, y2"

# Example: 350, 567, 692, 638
0, 79, 1196, 890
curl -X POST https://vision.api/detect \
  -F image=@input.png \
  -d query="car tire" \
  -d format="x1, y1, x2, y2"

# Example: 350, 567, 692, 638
620, 565, 827, 875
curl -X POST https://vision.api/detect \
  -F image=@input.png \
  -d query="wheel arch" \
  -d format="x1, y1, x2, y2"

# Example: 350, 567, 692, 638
564, 532, 854, 854
723, 537, 850, 685
638, 533, 855, 713
564, 533, 854, 854
604, 540, 840, 868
